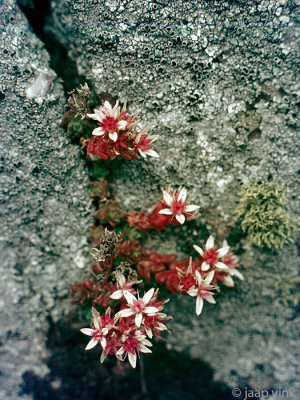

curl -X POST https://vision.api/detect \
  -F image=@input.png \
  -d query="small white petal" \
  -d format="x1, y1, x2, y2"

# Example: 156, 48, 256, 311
124, 291, 137, 305
158, 208, 173, 215
143, 288, 155, 304
231, 269, 244, 280
100, 337, 107, 349
193, 245, 204, 256
149, 135, 159, 142
176, 214, 185, 224
185, 204, 200, 213
128, 352, 137, 368
163, 191, 173, 207
92, 307, 99, 320
117, 309, 135, 318
187, 288, 198, 297
110, 290, 123, 300
138, 148, 147, 158
139, 345, 152, 354
206, 235, 214, 250
94, 318, 100, 330
135, 313, 143, 327
205, 270, 215, 284
222, 240, 228, 248
144, 149, 159, 158
103, 101, 112, 111
156, 323, 167, 331
116, 352, 124, 361
214, 262, 229, 270
217, 246, 230, 258
201, 261, 210, 271
117, 120, 127, 129
138, 149, 147, 158
118, 274, 126, 287
111, 101, 119, 118
100, 351, 107, 363
206, 295, 216, 304
87, 113, 101, 121
177, 188, 187, 203
144, 306, 159, 315
92, 127, 105, 136
223, 276, 235, 287
145, 327, 153, 338
116, 347, 125, 357
80, 328, 94, 336
195, 270, 203, 284
196, 297, 204, 315
135, 131, 142, 143
94, 109, 105, 122
141, 338, 152, 347
109, 131, 118, 142
102, 328, 109, 335
85, 338, 98, 350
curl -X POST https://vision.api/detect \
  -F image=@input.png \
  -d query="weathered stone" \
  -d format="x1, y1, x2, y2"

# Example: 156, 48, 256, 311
48, 0, 299, 395
1, 0, 299, 397
0, 1, 91, 398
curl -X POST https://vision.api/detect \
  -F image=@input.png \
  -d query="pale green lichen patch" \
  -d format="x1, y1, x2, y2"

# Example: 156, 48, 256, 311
236, 182, 298, 250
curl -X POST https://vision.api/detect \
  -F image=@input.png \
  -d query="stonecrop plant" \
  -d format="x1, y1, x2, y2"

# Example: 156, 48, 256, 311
63, 84, 244, 369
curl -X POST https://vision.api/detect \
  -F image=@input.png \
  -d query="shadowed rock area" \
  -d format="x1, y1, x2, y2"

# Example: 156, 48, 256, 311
20, 316, 233, 400
1, 0, 299, 399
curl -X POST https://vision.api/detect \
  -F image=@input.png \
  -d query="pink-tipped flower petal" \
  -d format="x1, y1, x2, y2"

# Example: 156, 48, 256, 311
85, 338, 98, 350
214, 262, 229, 270
201, 261, 210, 271
176, 214, 185, 224
109, 131, 118, 142
177, 188, 187, 203
185, 204, 200, 212
158, 208, 173, 215
143, 288, 155, 305
193, 244, 204, 256
206, 235, 214, 250
163, 191, 173, 207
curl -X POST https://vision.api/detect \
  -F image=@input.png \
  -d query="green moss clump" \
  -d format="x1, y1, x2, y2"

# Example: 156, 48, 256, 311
236, 182, 298, 250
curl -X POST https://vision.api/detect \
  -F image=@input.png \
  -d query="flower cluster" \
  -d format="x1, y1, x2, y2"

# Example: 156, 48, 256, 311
140, 235, 244, 315
127, 187, 200, 231
192, 235, 244, 287
81, 275, 170, 368
62, 87, 245, 370
86, 100, 159, 160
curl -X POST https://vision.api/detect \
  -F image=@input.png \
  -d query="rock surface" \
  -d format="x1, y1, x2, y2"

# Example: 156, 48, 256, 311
1, 0, 299, 398
49, 0, 299, 394
0, 1, 91, 398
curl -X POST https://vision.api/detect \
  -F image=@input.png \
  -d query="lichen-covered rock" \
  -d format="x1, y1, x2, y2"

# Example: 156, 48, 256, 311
1, 0, 299, 398
0, 1, 91, 398
50, 0, 299, 215
49, 0, 299, 394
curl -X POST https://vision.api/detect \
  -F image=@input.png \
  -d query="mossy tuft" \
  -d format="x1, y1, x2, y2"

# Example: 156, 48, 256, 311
236, 182, 298, 250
